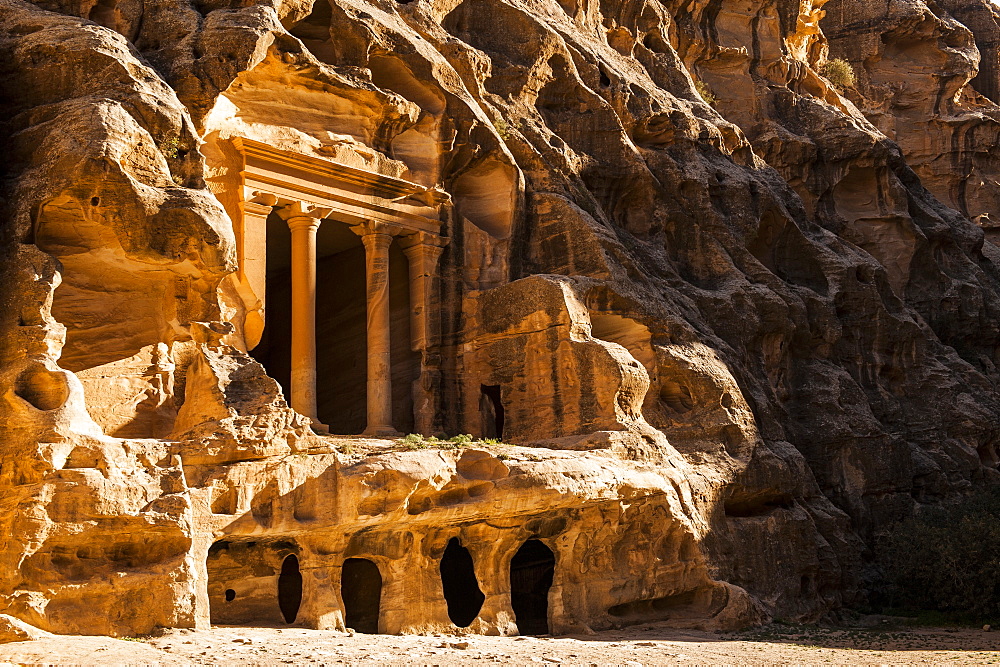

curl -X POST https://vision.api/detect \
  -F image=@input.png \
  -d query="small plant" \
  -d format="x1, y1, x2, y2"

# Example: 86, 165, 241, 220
493, 119, 509, 141
495, 452, 510, 461
820, 58, 855, 90
393, 432, 511, 452
171, 173, 184, 187
161, 136, 179, 160
338, 442, 355, 456
694, 79, 716, 105
397, 433, 428, 450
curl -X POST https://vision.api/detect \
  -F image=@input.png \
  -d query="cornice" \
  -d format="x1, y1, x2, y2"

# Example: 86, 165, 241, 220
232, 137, 428, 200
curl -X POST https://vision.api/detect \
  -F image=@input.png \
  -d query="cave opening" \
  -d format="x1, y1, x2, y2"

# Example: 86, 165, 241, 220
439, 537, 485, 627
278, 554, 303, 624
509, 539, 555, 635
206, 539, 301, 626
248, 214, 416, 434
479, 384, 504, 439
341, 558, 382, 633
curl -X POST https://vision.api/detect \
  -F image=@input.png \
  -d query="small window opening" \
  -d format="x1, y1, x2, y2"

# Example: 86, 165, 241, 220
510, 539, 555, 635
599, 66, 611, 87
277, 554, 302, 624
225, 589, 236, 602
440, 537, 485, 627
480, 384, 504, 439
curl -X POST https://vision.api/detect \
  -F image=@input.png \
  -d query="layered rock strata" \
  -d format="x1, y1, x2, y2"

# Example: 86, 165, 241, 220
1, 0, 1000, 638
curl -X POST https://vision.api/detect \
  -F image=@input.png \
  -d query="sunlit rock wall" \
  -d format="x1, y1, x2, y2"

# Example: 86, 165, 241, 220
2, 0, 1000, 637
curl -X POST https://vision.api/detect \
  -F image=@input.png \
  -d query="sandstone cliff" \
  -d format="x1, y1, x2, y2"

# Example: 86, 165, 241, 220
1, 0, 1000, 637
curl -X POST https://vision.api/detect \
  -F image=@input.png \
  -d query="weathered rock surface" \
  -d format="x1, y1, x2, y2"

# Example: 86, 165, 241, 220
1, 0, 1000, 640
824, 0, 1000, 234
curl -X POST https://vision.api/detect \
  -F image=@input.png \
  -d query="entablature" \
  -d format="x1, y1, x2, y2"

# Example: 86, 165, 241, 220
233, 137, 448, 235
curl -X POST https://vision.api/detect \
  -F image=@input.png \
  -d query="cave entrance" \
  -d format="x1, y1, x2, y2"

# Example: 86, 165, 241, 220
341, 558, 382, 633
247, 213, 417, 435
479, 384, 504, 439
206, 539, 301, 626
439, 537, 485, 627
278, 554, 303, 623
509, 539, 555, 635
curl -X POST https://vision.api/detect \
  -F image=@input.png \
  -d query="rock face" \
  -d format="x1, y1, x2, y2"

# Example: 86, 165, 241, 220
2, 0, 1000, 638
824, 0, 1000, 234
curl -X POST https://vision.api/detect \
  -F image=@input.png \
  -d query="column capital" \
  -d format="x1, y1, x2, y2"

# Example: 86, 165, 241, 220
351, 221, 402, 239
240, 200, 273, 218
398, 231, 450, 251
285, 216, 322, 233
276, 201, 332, 229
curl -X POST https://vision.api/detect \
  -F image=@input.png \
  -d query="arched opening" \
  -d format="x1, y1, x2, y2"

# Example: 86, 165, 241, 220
509, 539, 555, 635
207, 539, 301, 625
479, 384, 504, 439
439, 538, 485, 627
278, 554, 303, 624
341, 558, 382, 633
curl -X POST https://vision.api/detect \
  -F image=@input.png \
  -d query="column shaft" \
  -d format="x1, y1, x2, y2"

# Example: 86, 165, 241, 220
286, 215, 322, 426
399, 233, 447, 352
400, 234, 445, 437
360, 229, 398, 436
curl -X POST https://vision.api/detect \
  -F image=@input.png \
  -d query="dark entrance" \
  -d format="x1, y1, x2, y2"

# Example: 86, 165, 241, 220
480, 384, 504, 439
341, 558, 382, 633
510, 539, 555, 635
248, 210, 418, 435
278, 554, 303, 623
439, 537, 485, 627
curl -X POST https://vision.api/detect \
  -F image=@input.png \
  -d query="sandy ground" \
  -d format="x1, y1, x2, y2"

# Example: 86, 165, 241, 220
0, 621, 998, 665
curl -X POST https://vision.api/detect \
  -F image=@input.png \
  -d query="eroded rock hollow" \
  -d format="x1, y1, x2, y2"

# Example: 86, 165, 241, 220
2, 0, 1000, 636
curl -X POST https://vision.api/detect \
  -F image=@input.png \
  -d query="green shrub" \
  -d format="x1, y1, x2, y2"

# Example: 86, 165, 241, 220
393, 432, 511, 452
875, 486, 1000, 621
493, 119, 509, 141
160, 136, 179, 159
397, 433, 428, 450
694, 80, 716, 105
820, 58, 855, 90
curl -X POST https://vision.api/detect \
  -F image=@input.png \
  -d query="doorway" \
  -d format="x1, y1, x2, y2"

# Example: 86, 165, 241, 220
439, 537, 485, 627
479, 385, 504, 439
341, 558, 382, 633
278, 554, 303, 623
509, 539, 555, 635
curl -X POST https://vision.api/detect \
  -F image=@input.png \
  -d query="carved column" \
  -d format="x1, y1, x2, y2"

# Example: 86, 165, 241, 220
280, 204, 328, 432
399, 233, 448, 436
238, 196, 274, 310
398, 233, 449, 352
353, 221, 401, 437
